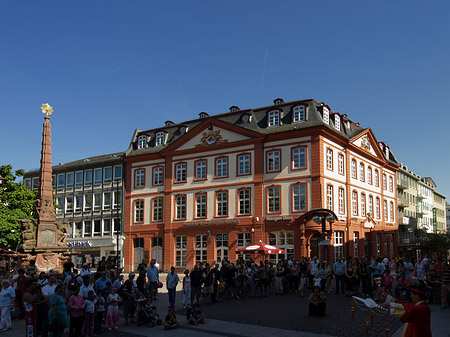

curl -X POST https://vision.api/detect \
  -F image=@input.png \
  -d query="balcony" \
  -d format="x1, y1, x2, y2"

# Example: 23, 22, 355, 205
417, 190, 426, 199
397, 197, 410, 208
397, 179, 408, 190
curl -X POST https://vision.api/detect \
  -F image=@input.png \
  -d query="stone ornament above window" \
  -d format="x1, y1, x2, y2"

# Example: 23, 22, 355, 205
198, 128, 227, 147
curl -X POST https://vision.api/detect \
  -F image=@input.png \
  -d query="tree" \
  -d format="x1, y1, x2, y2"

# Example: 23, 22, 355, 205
0, 165, 37, 249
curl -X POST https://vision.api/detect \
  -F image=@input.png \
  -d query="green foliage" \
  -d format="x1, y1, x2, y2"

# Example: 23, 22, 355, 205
418, 232, 450, 257
0, 165, 37, 249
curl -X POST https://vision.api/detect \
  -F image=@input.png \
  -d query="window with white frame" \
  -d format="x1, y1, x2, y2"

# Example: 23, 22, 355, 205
196, 193, 207, 218
361, 193, 366, 216
237, 233, 251, 261
389, 201, 394, 222
327, 185, 333, 211
376, 197, 380, 219
113, 190, 121, 209
338, 154, 344, 174
103, 192, 111, 210
52, 175, 56, 189
134, 200, 144, 223
75, 195, 83, 212
334, 231, 344, 261
84, 170, 92, 186
84, 220, 92, 237
323, 107, 330, 124
175, 195, 186, 219
292, 147, 306, 169
359, 163, 364, 182
135, 169, 145, 188
368, 196, 373, 216
57, 197, 64, 214
84, 194, 92, 211
352, 191, 358, 216
155, 132, 165, 146
153, 198, 163, 222
389, 176, 393, 192
339, 188, 345, 214
103, 167, 112, 184
94, 168, 102, 185
66, 196, 74, 213
293, 105, 306, 122
351, 160, 357, 179
267, 151, 280, 172
268, 231, 294, 263
137, 135, 147, 149
66, 172, 74, 189
268, 110, 280, 126
153, 167, 164, 185
383, 200, 388, 221
175, 236, 187, 267
195, 235, 208, 265
216, 234, 229, 263
326, 148, 333, 170
113, 218, 120, 234
57, 174, 65, 190
268, 186, 281, 213
215, 158, 228, 178
374, 169, 379, 187
334, 114, 341, 131
75, 171, 83, 188
238, 189, 251, 215
383, 174, 387, 190
24, 178, 31, 190
94, 219, 102, 237
368, 167, 372, 184
175, 163, 186, 182
292, 184, 307, 212
94, 193, 101, 211
195, 160, 207, 180
103, 219, 112, 236
237, 154, 250, 175
66, 222, 74, 238
216, 191, 228, 216
353, 232, 359, 258
114, 165, 122, 181
32, 177, 39, 190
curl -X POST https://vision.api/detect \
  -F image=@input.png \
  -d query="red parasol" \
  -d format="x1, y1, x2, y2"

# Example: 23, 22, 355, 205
236, 240, 285, 255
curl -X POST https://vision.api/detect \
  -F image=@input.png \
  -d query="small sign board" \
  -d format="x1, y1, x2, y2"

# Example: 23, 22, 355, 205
318, 240, 330, 246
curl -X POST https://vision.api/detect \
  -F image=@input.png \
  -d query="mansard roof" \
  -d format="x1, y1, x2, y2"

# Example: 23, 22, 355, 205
126, 98, 368, 157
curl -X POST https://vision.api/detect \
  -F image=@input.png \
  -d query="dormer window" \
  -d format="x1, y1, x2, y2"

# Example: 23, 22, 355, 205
241, 114, 251, 123
155, 132, 165, 146
268, 110, 280, 127
137, 135, 147, 149
165, 120, 174, 126
199, 112, 209, 119
334, 114, 341, 131
229, 106, 240, 112
323, 107, 329, 124
293, 105, 306, 122
179, 126, 188, 134
273, 98, 284, 105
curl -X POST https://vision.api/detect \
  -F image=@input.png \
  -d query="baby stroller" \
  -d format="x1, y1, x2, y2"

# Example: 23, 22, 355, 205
136, 301, 162, 327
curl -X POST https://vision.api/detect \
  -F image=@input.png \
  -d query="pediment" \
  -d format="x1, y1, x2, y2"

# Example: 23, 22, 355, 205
162, 118, 263, 154
350, 129, 385, 160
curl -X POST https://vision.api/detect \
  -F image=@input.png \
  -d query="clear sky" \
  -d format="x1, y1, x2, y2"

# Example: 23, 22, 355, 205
1, 1, 449, 197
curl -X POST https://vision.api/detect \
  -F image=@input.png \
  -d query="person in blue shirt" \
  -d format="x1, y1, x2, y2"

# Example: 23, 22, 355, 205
0, 280, 15, 331
333, 258, 346, 294
147, 259, 159, 299
95, 272, 111, 292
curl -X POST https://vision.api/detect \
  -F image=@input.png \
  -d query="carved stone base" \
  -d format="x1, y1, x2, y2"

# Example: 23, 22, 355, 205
35, 252, 65, 272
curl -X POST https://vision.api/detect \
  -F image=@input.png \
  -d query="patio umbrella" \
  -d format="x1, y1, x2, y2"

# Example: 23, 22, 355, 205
236, 240, 285, 255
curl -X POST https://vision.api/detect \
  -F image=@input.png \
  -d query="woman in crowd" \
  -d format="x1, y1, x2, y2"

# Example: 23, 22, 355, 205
0, 280, 15, 331
49, 284, 69, 337
274, 262, 285, 295
309, 286, 326, 316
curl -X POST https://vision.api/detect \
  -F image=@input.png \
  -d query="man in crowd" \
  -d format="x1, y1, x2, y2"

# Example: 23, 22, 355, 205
122, 272, 137, 325
190, 264, 203, 305
147, 259, 160, 300
166, 266, 180, 308
333, 257, 346, 295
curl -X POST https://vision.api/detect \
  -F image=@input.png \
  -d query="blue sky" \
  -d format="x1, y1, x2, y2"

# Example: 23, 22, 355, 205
1, 1, 450, 197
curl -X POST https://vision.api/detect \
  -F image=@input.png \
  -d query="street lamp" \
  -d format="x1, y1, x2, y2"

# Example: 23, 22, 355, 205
312, 213, 335, 261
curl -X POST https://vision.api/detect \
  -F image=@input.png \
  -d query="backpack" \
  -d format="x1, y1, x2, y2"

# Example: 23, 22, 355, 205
67, 276, 78, 291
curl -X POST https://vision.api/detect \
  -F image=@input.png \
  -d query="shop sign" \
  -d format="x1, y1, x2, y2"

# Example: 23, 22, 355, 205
67, 241, 91, 247
182, 219, 239, 227
265, 216, 293, 222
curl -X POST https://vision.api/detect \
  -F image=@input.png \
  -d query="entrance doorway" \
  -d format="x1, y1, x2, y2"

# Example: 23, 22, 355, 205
152, 237, 163, 267
310, 236, 320, 258
134, 238, 144, 271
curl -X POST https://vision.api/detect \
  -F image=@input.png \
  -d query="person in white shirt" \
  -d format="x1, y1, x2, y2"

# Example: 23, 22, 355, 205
80, 277, 96, 300
80, 263, 92, 277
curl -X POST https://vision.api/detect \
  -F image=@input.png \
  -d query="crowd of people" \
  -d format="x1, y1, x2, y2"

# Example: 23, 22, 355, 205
0, 254, 448, 336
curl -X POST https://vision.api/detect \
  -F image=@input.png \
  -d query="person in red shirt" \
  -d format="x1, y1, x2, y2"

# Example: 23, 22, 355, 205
386, 284, 431, 337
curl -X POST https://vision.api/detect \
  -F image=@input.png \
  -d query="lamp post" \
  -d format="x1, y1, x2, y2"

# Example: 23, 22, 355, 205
312, 213, 335, 261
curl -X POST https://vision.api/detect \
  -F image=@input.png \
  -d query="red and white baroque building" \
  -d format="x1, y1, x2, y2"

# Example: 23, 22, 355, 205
123, 98, 399, 272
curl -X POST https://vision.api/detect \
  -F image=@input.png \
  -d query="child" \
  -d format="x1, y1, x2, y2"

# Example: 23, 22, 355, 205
189, 304, 205, 325
84, 290, 97, 336
182, 269, 191, 309
313, 274, 321, 288
383, 270, 393, 294
68, 287, 85, 337
106, 287, 120, 330
164, 308, 179, 330
298, 274, 307, 296
94, 289, 105, 334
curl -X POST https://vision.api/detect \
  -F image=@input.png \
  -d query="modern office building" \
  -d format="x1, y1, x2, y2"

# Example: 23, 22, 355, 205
24, 153, 125, 267
123, 98, 399, 272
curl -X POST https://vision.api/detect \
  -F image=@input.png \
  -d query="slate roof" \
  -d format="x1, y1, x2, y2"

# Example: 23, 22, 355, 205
126, 98, 374, 158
